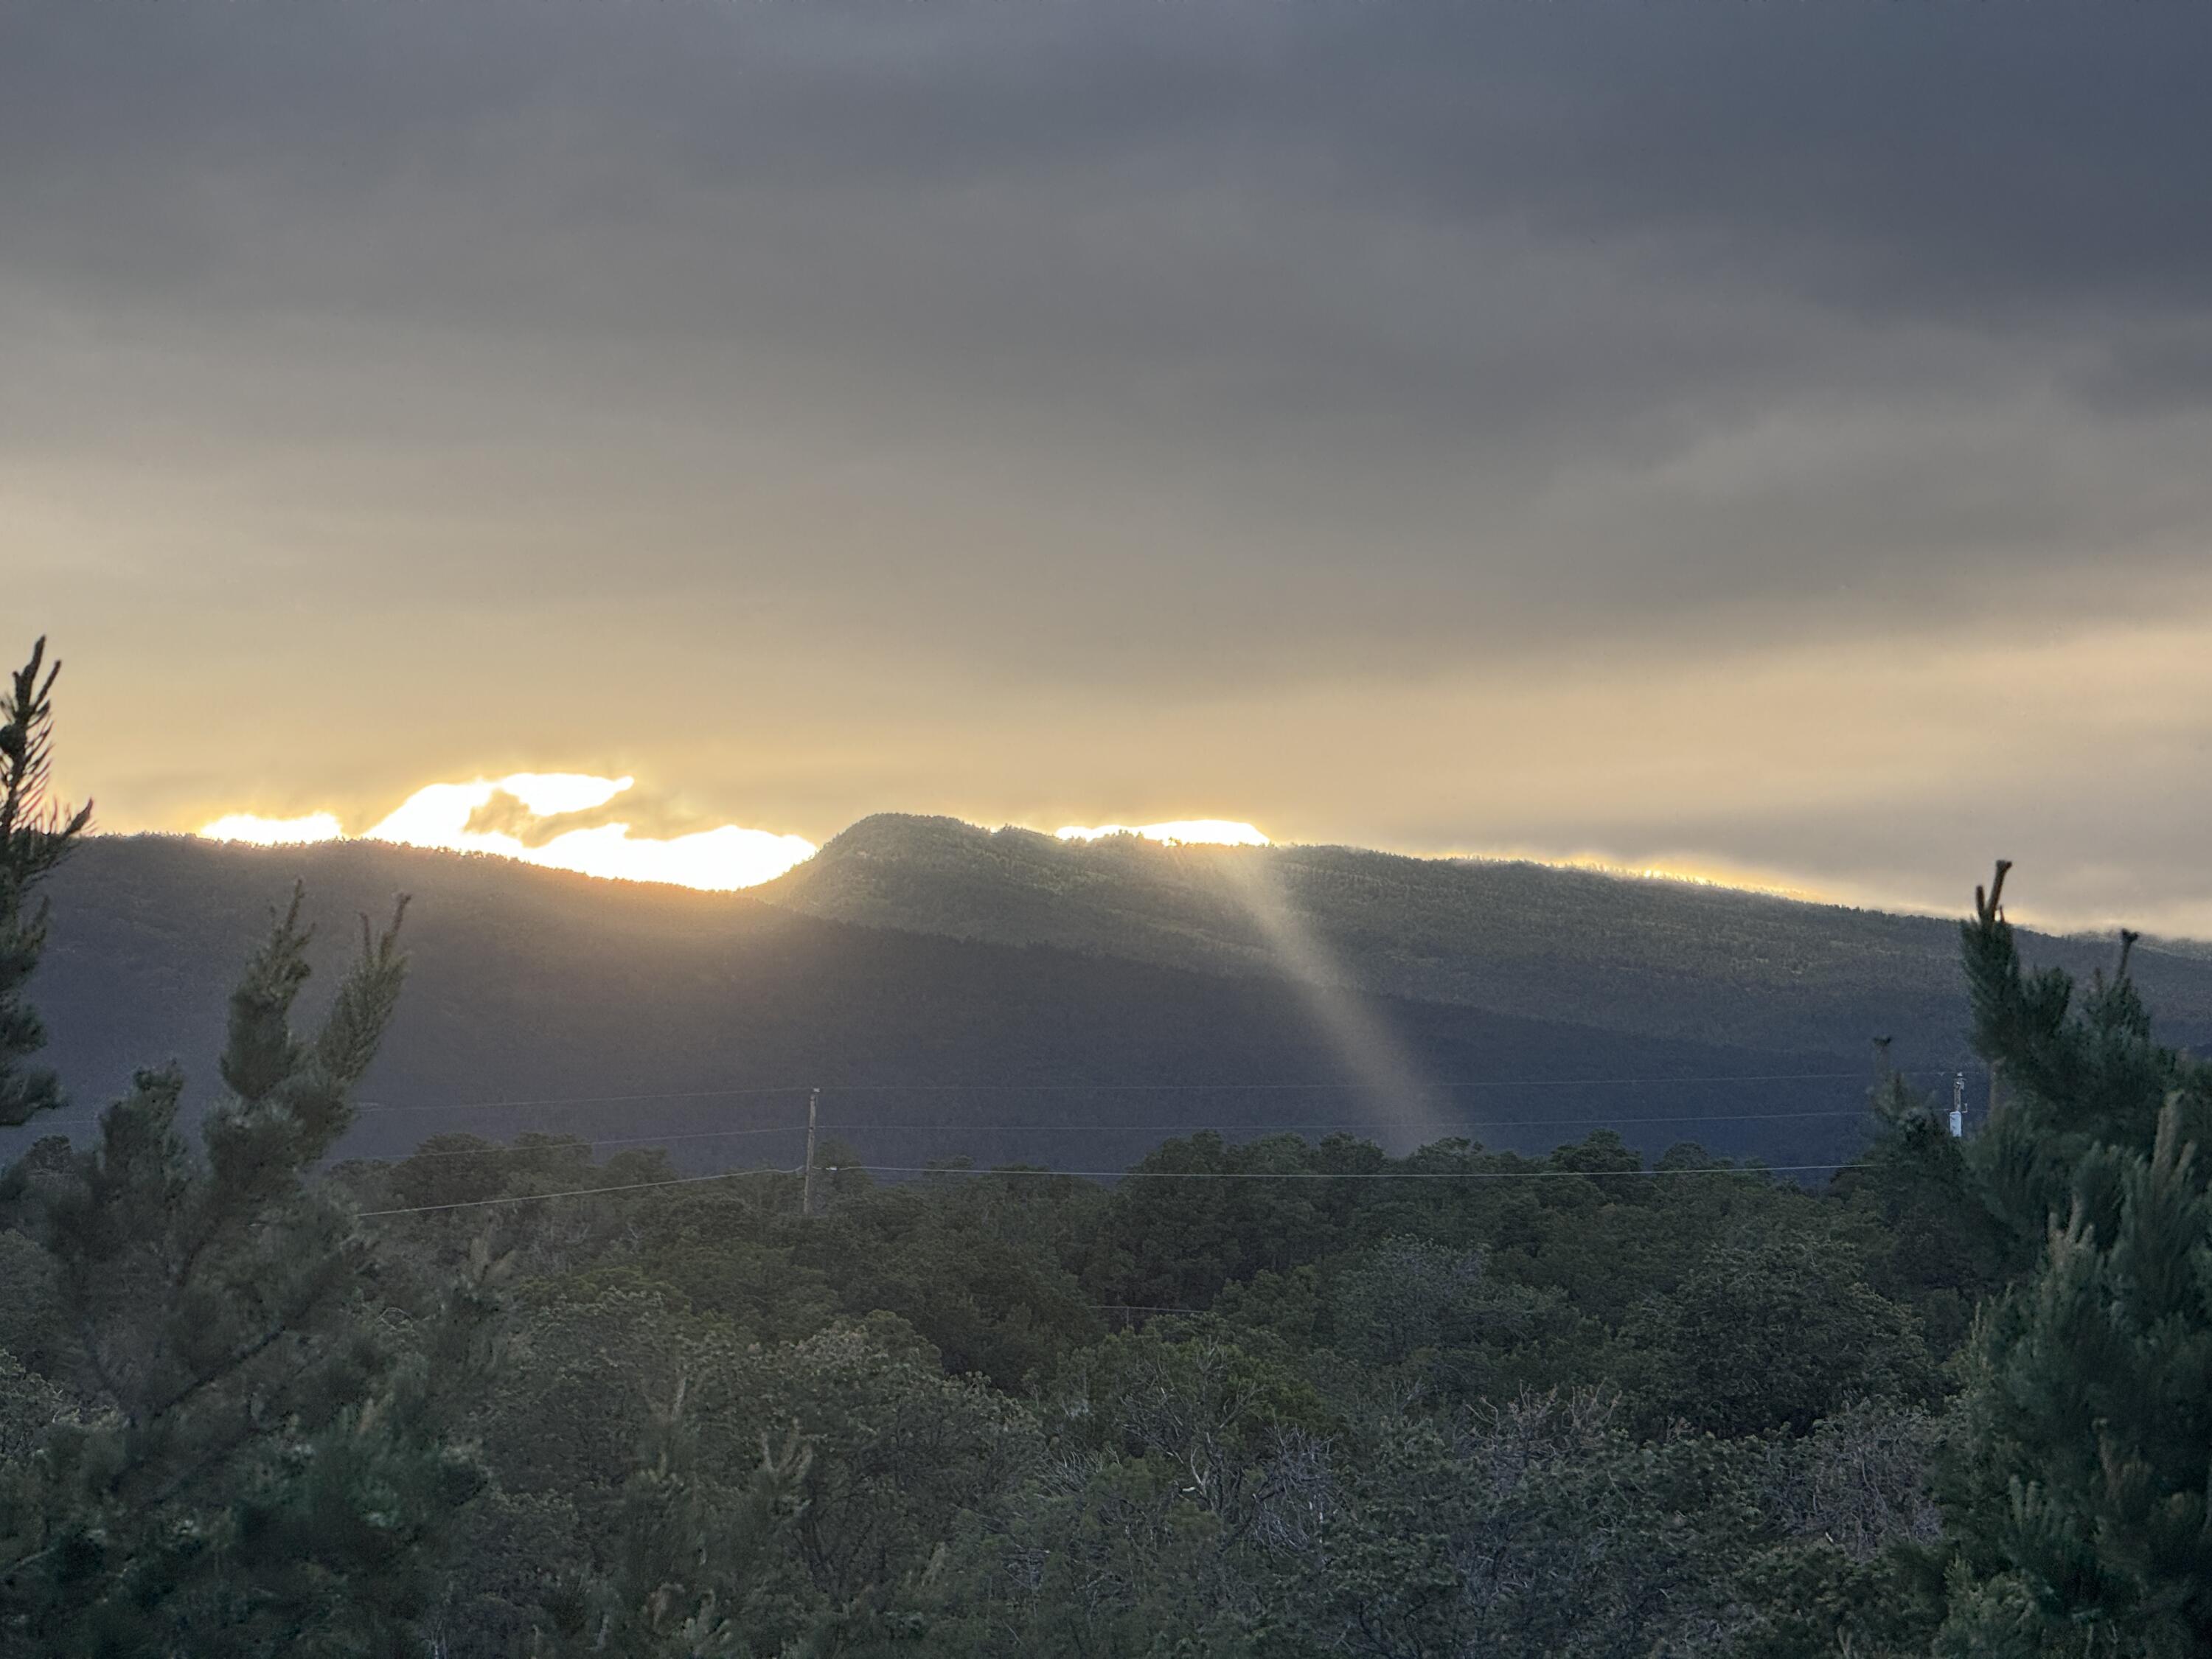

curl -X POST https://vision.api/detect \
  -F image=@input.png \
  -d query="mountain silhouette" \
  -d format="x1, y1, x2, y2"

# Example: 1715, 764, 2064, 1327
12, 827, 2204, 1177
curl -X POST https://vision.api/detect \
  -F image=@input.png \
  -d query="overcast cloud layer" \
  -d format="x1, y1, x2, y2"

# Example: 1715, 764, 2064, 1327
7, 1, 2212, 931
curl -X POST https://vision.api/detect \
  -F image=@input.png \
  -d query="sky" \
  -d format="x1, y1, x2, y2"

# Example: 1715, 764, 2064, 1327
7, 1, 2212, 931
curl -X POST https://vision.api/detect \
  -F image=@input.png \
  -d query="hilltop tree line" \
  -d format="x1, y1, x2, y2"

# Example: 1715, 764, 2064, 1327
3, 639, 2209, 1658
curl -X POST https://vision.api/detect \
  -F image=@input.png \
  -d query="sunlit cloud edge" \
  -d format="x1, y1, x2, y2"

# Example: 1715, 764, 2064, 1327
196, 773, 817, 892
197, 811, 347, 847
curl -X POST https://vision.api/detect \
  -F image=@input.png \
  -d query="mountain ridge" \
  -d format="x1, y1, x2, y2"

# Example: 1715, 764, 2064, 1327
756, 813, 2212, 1065
12, 824, 2208, 1178
5, 833, 1910, 1177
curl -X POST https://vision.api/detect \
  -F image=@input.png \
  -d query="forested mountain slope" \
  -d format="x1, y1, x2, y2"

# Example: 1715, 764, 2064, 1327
0, 834, 1994, 1174
759, 814, 2212, 1065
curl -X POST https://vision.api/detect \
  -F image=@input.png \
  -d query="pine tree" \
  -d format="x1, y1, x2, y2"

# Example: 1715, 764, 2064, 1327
529, 1371, 811, 1659
0, 869, 493, 1652
1957, 860, 2209, 1240
1935, 863, 2212, 1655
0, 639, 91, 1129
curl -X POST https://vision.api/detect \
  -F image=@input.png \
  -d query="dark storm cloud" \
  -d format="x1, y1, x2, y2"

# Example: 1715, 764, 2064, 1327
8, 0, 2211, 685
18, 2, 2209, 305
16, 2, 2211, 322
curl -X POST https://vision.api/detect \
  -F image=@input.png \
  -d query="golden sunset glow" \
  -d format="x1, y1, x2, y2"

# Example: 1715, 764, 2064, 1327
197, 773, 816, 891
1054, 820, 1272, 848
364, 773, 634, 849
196, 812, 347, 847
1455, 847, 1827, 904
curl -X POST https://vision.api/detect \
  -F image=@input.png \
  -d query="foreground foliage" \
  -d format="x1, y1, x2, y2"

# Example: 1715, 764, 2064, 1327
2, 641, 2208, 1657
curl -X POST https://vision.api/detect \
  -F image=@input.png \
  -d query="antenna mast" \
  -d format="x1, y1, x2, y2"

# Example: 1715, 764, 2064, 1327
803, 1087, 820, 1217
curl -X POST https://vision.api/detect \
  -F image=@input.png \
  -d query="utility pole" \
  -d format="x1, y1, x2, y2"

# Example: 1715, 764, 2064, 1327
802, 1086, 820, 1219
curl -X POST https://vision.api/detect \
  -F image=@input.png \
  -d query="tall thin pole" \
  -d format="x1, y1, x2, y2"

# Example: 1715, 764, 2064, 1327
802, 1087, 820, 1219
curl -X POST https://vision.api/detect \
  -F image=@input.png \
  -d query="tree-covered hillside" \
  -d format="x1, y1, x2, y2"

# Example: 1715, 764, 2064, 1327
762, 815, 2212, 1065
24, 825, 2212, 1177
18, 835, 1896, 1175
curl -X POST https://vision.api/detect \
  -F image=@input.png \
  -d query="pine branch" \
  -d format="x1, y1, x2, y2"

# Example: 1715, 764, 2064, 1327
0, 636, 91, 1128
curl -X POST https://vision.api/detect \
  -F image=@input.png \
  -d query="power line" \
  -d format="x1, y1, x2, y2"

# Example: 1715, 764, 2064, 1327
717, 1068, 1964, 1095
834, 1163, 1871, 1182
32, 1082, 815, 1133
381, 1123, 805, 1162
333, 1065, 1958, 1124
327, 1104, 1877, 1175
32, 1064, 1979, 1136
358, 1165, 799, 1217
357, 1083, 812, 1117
814, 1107, 1880, 1133
353, 1158, 1868, 1217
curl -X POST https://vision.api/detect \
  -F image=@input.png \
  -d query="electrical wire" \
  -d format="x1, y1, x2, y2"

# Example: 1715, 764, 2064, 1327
29, 1062, 1975, 1133
357, 1083, 813, 1117
321, 1101, 1880, 1174
357, 1165, 799, 1217
669, 1068, 1962, 1096
353, 1158, 1871, 1217
829, 1163, 1872, 1182
812, 1106, 1880, 1134
347, 1064, 1974, 1117
384, 1123, 805, 1161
